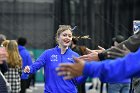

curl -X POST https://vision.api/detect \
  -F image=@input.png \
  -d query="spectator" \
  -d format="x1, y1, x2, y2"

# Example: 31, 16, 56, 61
2, 40, 22, 93
0, 34, 8, 93
17, 37, 32, 93
108, 35, 131, 93
71, 38, 88, 93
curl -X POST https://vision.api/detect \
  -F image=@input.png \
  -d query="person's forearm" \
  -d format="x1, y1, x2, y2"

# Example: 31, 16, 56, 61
76, 76, 88, 84
83, 62, 102, 78
124, 31, 140, 52
29, 60, 45, 74
99, 31, 140, 60
83, 48, 140, 82
98, 53, 105, 61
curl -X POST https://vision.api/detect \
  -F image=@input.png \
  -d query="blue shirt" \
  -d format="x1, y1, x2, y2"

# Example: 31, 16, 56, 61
83, 48, 140, 82
18, 45, 32, 79
28, 46, 87, 93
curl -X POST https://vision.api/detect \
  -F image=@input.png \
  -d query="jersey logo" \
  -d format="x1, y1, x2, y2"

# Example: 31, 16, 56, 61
67, 57, 73, 61
50, 55, 58, 62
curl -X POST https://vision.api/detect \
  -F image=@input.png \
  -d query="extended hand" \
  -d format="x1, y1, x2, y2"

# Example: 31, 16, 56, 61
56, 57, 85, 80
0, 47, 8, 64
107, 45, 130, 58
79, 51, 99, 61
24, 66, 30, 73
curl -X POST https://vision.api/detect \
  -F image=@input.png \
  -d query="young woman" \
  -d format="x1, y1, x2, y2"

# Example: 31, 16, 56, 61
2, 40, 22, 93
24, 25, 87, 93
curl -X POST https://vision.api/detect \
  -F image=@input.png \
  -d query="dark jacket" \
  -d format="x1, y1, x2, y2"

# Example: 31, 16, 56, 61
0, 61, 8, 74
0, 61, 8, 93
99, 30, 140, 60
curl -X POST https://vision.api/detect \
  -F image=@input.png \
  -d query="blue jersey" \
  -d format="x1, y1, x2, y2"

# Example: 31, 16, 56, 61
83, 48, 140, 82
28, 46, 87, 93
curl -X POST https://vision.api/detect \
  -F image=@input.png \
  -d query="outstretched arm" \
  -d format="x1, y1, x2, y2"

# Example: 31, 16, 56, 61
24, 51, 48, 74
99, 31, 140, 60
57, 48, 140, 82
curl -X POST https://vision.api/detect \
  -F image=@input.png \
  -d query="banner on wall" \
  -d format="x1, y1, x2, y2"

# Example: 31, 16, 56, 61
133, 20, 140, 34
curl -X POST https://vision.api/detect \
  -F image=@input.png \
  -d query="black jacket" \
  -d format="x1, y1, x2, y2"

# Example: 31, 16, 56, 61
0, 61, 8, 93
0, 61, 8, 74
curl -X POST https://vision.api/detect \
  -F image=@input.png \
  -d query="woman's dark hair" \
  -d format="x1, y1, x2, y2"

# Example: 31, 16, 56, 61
72, 38, 78, 44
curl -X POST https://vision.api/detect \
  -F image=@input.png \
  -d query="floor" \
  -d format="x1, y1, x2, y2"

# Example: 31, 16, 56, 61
26, 83, 107, 93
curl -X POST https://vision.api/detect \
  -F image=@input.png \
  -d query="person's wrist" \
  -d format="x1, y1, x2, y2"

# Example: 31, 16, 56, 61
95, 53, 100, 61
98, 53, 105, 61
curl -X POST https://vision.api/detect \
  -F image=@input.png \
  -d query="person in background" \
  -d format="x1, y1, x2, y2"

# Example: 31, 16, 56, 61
107, 35, 131, 93
24, 25, 87, 93
71, 38, 87, 93
0, 34, 8, 74
17, 37, 33, 93
2, 40, 22, 93
0, 34, 9, 93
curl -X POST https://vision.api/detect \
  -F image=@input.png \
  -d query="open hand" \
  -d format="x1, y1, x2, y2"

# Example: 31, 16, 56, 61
24, 66, 30, 73
56, 57, 85, 80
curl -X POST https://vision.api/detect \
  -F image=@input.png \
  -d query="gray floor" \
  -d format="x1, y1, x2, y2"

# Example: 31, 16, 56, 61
26, 83, 107, 93
26, 83, 44, 93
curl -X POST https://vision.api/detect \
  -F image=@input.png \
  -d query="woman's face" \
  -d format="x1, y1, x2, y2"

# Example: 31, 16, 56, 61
57, 29, 72, 48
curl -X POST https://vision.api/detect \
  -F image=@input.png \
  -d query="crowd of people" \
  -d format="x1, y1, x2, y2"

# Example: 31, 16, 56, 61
0, 25, 140, 93
0, 35, 34, 93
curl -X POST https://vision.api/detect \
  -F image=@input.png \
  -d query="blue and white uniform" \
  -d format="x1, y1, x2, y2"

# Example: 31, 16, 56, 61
28, 46, 87, 93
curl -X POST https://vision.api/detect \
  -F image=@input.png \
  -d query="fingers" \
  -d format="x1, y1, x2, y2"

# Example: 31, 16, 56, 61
122, 45, 130, 52
57, 67, 73, 80
57, 71, 74, 80
0, 55, 7, 60
64, 75, 74, 80
57, 71, 71, 76
24, 66, 30, 73
79, 53, 99, 61
107, 54, 122, 59
112, 45, 130, 55
58, 63, 73, 69
79, 55, 89, 60
57, 71, 67, 76
0, 47, 8, 61
98, 46, 105, 51
73, 57, 84, 63
112, 47, 125, 53
86, 48, 93, 53
56, 65, 71, 72
56, 64, 73, 76
107, 51, 124, 58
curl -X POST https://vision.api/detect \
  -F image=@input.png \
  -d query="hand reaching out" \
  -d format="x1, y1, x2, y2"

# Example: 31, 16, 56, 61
79, 51, 99, 61
86, 46, 105, 54
0, 47, 8, 64
107, 45, 130, 58
56, 57, 85, 80
24, 66, 30, 73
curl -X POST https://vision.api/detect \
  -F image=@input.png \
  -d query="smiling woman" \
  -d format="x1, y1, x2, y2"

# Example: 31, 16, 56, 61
23, 25, 88, 93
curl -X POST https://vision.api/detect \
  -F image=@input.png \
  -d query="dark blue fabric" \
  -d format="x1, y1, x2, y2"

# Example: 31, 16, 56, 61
0, 72, 8, 93
0, 61, 8, 74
